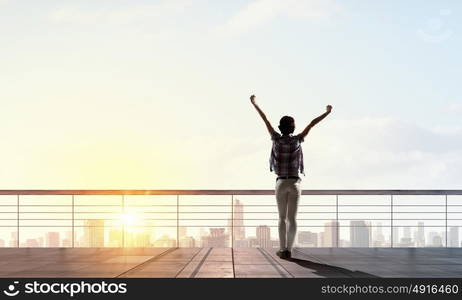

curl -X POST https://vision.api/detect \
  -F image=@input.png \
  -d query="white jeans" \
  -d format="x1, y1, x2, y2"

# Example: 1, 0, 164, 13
275, 178, 301, 251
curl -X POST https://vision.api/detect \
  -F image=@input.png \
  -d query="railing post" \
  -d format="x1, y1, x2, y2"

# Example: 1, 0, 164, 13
17, 194, 19, 248
177, 195, 179, 248
445, 194, 448, 248
336, 194, 339, 248
122, 195, 125, 248
390, 195, 393, 248
231, 195, 234, 248
72, 195, 75, 248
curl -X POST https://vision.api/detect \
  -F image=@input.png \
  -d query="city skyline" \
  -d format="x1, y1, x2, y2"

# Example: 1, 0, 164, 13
1, 198, 460, 248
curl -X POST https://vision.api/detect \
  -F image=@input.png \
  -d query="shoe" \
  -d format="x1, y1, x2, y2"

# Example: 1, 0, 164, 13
276, 250, 288, 259
285, 250, 292, 259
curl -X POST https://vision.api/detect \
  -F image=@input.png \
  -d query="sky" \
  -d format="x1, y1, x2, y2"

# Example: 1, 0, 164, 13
1, 0, 462, 190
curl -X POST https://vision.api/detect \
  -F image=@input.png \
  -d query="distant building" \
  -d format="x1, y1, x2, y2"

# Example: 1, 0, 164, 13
62, 239, 71, 247
256, 225, 271, 248
46, 232, 60, 247
136, 231, 151, 247
270, 240, 279, 248
298, 231, 318, 247
398, 237, 414, 247
26, 239, 39, 247
323, 221, 338, 247
122, 230, 152, 247
339, 239, 350, 247
415, 222, 425, 247
129, 231, 151, 247
403, 227, 411, 239
392, 227, 399, 246
227, 199, 246, 244
62, 231, 73, 247
432, 236, 443, 247
427, 232, 443, 247
234, 239, 250, 248
84, 219, 105, 247
350, 221, 369, 247
178, 227, 187, 239
248, 237, 259, 248
179, 236, 196, 247
202, 228, 228, 247
233, 199, 246, 241
154, 235, 176, 247
449, 227, 459, 247
109, 229, 122, 247
9, 232, 17, 247
373, 223, 385, 246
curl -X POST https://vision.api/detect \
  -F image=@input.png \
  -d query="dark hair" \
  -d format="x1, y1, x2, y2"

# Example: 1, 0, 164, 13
278, 115, 295, 135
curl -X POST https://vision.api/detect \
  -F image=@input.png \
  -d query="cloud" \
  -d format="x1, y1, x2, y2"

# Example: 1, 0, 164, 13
445, 102, 462, 114
299, 117, 462, 189
217, 0, 341, 35
2, 113, 462, 189
165, 116, 462, 189
49, 0, 193, 25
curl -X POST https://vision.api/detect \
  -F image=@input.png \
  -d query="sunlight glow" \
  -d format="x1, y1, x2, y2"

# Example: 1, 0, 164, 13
120, 213, 138, 226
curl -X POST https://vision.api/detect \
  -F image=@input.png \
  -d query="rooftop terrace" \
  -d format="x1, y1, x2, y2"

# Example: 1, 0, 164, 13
1, 247, 462, 278
1, 190, 462, 278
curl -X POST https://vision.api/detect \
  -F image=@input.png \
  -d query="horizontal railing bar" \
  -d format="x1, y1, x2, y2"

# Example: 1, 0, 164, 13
1, 189, 462, 195
0, 225, 458, 228
2, 204, 459, 207
5, 218, 459, 220
5, 210, 458, 213
5, 211, 453, 214
8, 218, 457, 221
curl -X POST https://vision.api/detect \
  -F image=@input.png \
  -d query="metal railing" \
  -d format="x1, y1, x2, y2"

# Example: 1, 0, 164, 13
1, 189, 462, 248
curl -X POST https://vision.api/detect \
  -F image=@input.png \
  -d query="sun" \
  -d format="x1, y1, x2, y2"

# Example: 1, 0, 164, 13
120, 213, 138, 226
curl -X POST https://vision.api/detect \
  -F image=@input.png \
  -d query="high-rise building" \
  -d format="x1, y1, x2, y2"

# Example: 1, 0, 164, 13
62, 231, 73, 247
233, 199, 245, 241
318, 232, 324, 247
202, 228, 228, 247
109, 229, 122, 247
323, 221, 339, 247
427, 232, 443, 247
9, 232, 17, 247
298, 231, 318, 247
372, 223, 385, 247
350, 221, 369, 247
392, 227, 399, 246
432, 235, 443, 247
415, 222, 425, 247
134, 231, 151, 247
46, 232, 60, 247
84, 219, 105, 247
449, 227, 459, 247
256, 225, 271, 248
178, 227, 187, 239
403, 227, 411, 239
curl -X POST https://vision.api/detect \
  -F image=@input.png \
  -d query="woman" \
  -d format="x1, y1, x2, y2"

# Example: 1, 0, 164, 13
250, 94, 332, 259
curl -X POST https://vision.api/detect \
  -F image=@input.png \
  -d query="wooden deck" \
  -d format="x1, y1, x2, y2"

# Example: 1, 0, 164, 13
1, 248, 462, 278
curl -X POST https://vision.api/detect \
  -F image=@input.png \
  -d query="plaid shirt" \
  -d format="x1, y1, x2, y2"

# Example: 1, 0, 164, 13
269, 132, 305, 177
